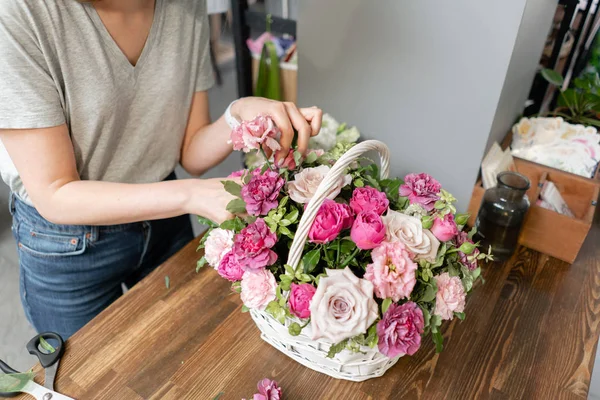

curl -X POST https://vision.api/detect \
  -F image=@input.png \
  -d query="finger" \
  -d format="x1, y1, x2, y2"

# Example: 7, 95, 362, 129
300, 107, 323, 136
268, 103, 294, 162
284, 102, 311, 155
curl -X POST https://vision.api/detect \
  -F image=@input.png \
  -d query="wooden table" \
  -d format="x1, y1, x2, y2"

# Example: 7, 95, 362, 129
16, 218, 600, 400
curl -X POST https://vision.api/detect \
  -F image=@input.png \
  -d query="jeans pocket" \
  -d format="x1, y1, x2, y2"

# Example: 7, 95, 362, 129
17, 223, 87, 258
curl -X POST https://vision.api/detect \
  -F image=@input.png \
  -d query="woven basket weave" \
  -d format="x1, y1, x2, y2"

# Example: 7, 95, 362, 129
249, 140, 402, 381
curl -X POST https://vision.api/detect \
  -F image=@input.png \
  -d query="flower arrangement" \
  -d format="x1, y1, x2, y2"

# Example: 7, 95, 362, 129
198, 114, 491, 365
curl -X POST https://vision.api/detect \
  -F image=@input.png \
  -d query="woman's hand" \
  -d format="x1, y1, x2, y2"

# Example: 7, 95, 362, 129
231, 98, 323, 163
188, 177, 241, 224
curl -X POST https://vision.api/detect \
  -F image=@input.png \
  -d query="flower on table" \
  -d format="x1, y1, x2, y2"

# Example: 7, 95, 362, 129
242, 169, 285, 216
204, 228, 234, 268
433, 272, 466, 320
349, 186, 389, 215
252, 378, 282, 400
230, 115, 281, 153
377, 302, 424, 358
286, 165, 351, 204
289, 283, 316, 319
233, 219, 278, 271
381, 209, 439, 262
351, 211, 386, 250
308, 199, 354, 244
364, 241, 417, 302
399, 173, 441, 211
309, 267, 378, 343
430, 213, 459, 242
240, 269, 277, 310
217, 252, 244, 282
454, 231, 480, 270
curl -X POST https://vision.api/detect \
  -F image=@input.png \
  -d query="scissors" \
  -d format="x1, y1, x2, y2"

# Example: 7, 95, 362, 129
0, 332, 75, 400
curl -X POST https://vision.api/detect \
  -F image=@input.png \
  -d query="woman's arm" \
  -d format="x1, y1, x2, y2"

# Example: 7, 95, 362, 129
180, 92, 323, 176
0, 124, 236, 225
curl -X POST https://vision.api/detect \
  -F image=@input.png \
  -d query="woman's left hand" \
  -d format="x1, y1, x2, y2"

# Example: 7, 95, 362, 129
231, 97, 323, 163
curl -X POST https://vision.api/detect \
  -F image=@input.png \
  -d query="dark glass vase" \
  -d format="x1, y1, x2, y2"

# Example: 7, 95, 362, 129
475, 171, 530, 261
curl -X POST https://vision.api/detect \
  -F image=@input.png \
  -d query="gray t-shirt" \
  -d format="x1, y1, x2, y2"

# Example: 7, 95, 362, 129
0, 0, 215, 205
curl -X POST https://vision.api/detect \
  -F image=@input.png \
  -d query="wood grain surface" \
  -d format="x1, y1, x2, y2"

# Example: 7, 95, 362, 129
15, 215, 600, 400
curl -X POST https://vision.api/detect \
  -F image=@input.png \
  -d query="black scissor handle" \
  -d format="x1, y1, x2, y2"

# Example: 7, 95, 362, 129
26, 332, 64, 369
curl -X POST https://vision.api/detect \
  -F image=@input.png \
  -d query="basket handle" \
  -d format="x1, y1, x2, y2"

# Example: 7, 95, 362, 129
287, 140, 391, 269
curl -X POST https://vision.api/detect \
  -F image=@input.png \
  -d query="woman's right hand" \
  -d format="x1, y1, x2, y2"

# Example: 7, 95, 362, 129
189, 177, 241, 224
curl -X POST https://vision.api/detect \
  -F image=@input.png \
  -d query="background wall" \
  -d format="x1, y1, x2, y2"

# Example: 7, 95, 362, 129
296, 0, 555, 210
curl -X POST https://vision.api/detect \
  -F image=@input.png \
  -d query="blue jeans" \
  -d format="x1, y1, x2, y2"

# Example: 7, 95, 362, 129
10, 173, 194, 339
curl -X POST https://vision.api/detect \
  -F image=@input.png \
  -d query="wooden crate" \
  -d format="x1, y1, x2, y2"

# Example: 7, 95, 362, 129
468, 157, 599, 263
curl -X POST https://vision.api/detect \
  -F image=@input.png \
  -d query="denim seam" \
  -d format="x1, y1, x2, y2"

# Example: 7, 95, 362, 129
137, 221, 152, 268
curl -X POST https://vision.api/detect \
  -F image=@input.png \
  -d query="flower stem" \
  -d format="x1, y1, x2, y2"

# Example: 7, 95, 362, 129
300, 318, 311, 329
336, 240, 341, 264
260, 147, 273, 170
339, 247, 360, 269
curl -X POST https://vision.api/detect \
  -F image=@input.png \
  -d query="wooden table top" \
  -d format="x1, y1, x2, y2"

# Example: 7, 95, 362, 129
16, 217, 600, 400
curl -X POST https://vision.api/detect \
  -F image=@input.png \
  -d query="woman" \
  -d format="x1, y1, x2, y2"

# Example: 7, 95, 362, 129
0, 0, 321, 339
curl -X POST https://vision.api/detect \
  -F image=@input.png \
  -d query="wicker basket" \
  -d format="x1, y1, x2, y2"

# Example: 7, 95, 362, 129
249, 140, 402, 381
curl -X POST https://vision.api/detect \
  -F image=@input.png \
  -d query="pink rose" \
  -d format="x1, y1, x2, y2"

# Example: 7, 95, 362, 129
203, 228, 234, 268
217, 251, 244, 282
399, 173, 442, 211
228, 169, 247, 178
454, 231, 480, 270
350, 211, 385, 250
434, 272, 466, 320
233, 219, 278, 271
377, 302, 424, 357
364, 241, 417, 302
289, 283, 316, 319
350, 186, 389, 215
242, 169, 285, 216
430, 213, 459, 242
253, 378, 282, 400
308, 199, 354, 244
286, 165, 351, 204
240, 269, 277, 310
275, 149, 297, 170
230, 115, 282, 153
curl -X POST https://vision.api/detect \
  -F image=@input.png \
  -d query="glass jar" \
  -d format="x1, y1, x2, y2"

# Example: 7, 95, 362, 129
475, 171, 530, 261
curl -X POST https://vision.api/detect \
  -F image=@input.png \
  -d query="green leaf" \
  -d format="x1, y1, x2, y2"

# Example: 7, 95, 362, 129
279, 275, 292, 291
458, 241, 476, 255
231, 281, 241, 293
448, 262, 460, 277
278, 225, 294, 238
421, 215, 434, 230
467, 226, 477, 240
284, 209, 299, 224
284, 264, 296, 275
222, 180, 243, 198
0, 371, 36, 393
226, 198, 247, 214
366, 324, 379, 348
327, 339, 349, 358
302, 249, 321, 274
288, 322, 302, 336
39, 337, 55, 353
432, 330, 444, 353
279, 219, 292, 227
421, 307, 431, 328
472, 267, 482, 280
434, 200, 445, 210
265, 301, 286, 324
430, 314, 442, 328
364, 175, 381, 190
305, 151, 318, 164
340, 239, 357, 254
455, 312, 465, 320
541, 68, 564, 87
241, 305, 249, 313
197, 216, 218, 228
279, 195, 289, 209
354, 178, 365, 187
381, 298, 392, 314
420, 284, 437, 302
219, 217, 246, 232
165, 275, 170, 289
196, 256, 207, 272
293, 150, 303, 167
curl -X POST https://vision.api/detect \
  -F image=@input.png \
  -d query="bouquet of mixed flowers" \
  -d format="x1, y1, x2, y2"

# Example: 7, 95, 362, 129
198, 114, 490, 378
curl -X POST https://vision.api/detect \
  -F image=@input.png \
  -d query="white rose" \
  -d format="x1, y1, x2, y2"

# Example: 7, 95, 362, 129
287, 165, 351, 204
309, 267, 378, 343
203, 228, 234, 268
382, 210, 439, 262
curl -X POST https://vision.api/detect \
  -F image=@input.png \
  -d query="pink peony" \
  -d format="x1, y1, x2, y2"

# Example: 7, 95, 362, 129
242, 169, 285, 216
275, 149, 297, 170
377, 302, 424, 357
230, 115, 281, 153
233, 219, 278, 271
433, 272, 466, 320
240, 269, 277, 310
399, 173, 442, 211
349, 186, 390, 215
454, 231, 480, 270
350, 211, 385, 250
289, 283, 316, 319
217, 251, 244, 282
228, 169, 247, 178
364, 241, 417, 302
430, 213, 459, 242
253, 378, 282, 400
308, 199, 354, 244
203, 228, 234, 268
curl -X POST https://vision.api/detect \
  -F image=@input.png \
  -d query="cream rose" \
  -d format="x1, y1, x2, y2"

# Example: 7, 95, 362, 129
382, 210, 440, 262
286, 165, 351, 204
309, 267, 378, 343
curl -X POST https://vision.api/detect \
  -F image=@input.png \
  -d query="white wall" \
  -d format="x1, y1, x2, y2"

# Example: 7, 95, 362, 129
296, 0, 555, 210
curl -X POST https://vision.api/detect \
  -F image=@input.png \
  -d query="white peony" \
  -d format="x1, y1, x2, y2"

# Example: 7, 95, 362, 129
286, 165, 351, 204
382, 210, 439, 263
336, 126, 360, 144
203, 228, 234, 268
309, 268, 379, 343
